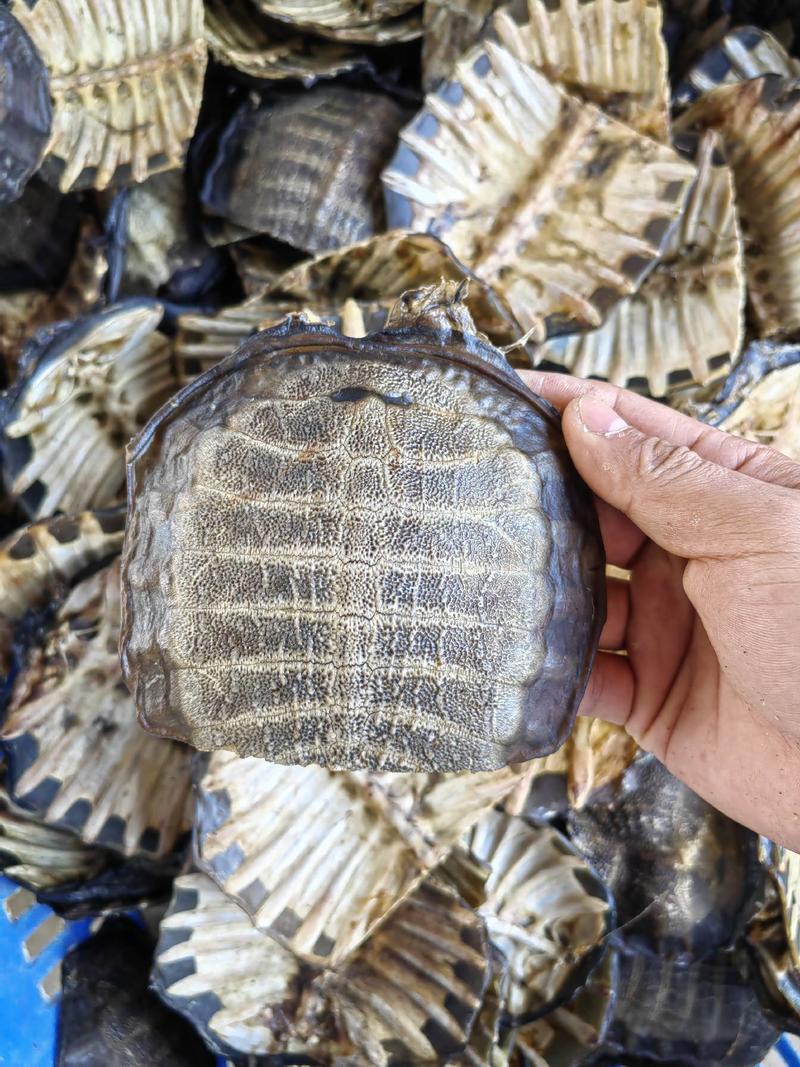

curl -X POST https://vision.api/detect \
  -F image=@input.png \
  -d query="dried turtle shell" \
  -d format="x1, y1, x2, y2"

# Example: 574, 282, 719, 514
193, 748, 526, 965
121, 287, 605, 771
154, 870, 490, 1064
0, 178, 80, 293
0, 786, 105, 892
747, 842, 800, 1033
677, 340, 800, 462
0, 217, 109, 383
0, 507, 124, 681
0, 302, 178, 519
201, 87, 409, 255
2, 560, 193, 861
597, 948, 778, 1065
491, 0, 670, 141
568, 754, 764, 959
0, 8, 52, 206
205, 0, 367, 85
153, 872, 324, 1058
9, 0, 207, 193
58, 917, 216, 1067
510, 952, 614, 1065
383, 42, 696, 339
675, 75, 800, 340
674, 25, 800, 108
422, 0, 501, 91
465, 809, 611, 1023
175, 232, 528, 382
533, 130, 745, 396
323, 877, 491, 1065
252, 0, 422, 40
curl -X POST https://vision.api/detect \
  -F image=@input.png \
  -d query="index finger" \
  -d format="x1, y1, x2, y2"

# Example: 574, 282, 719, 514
520, 370, 800, 491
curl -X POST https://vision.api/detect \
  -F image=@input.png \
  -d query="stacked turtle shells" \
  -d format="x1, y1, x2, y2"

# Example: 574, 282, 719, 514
0, 1, 798, 1064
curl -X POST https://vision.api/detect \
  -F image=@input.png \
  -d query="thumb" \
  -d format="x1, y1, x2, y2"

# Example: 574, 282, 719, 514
562, 394, 798, 560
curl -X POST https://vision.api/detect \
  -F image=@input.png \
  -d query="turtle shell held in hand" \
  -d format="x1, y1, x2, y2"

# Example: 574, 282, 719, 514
121, 285, 604, 772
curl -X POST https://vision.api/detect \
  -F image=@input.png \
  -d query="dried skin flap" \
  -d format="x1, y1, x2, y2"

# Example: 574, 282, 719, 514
195, 750, 525, 966
205, 0, 364, 85
534, 131, 744, 396
154, 873, 320, 1058
1, 303, 177, 519
465, 809, 610, 1020
2, 562, 194, 860
9, 0, 207, 192
202, 88, 408, 255
326, 879, 490, 1065
676, 76, 800, 340
0, 9, 52, 205
492, 0, 670, 141
674, 26, 800, 109
383, 42, 696, 338
252, 0, 420, 38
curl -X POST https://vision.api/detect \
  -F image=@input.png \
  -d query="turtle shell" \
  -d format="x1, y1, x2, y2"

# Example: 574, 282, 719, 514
121, 291, 604, 772
0, 8, 52, 206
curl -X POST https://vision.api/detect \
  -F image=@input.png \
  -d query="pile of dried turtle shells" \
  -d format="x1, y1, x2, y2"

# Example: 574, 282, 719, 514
0, 0, 798, 1064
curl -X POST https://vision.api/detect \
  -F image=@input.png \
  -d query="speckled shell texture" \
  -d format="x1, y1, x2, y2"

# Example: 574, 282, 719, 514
121, 320, 604, 772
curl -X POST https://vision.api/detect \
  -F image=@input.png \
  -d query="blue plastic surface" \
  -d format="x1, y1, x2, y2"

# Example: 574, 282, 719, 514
0, 876, 91, 1066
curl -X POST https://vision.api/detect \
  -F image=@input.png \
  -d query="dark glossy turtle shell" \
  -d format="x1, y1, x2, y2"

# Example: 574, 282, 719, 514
120, 301, 604, 772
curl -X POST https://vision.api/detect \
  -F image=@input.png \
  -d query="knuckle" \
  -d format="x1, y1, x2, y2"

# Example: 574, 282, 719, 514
636, 437, 704, 486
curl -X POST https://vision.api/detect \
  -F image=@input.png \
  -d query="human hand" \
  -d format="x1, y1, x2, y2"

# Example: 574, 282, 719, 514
520, 370, 800, 850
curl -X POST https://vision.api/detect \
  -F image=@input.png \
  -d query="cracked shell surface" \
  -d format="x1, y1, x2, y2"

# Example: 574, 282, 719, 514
492, 0, 670, 141
2, 561, 194, 861
205, 0, 366, 85
9, 0, 207, 193
193, 749, 526, 965
0, 303, 178, 520
383, 42, 696, 339
202, 87, 409, 255
465, 808, 611, 1022
676, 75, 800, 340
674, 26, 800, 108
121, 308, 604, 772
0, 8, 52, 206
534, 130, 744, 396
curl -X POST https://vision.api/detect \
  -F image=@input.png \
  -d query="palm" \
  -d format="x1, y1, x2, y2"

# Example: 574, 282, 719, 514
595, 514, 800, 844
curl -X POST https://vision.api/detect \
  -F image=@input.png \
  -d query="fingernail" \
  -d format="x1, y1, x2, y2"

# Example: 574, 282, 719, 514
577, 395, 629, 435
